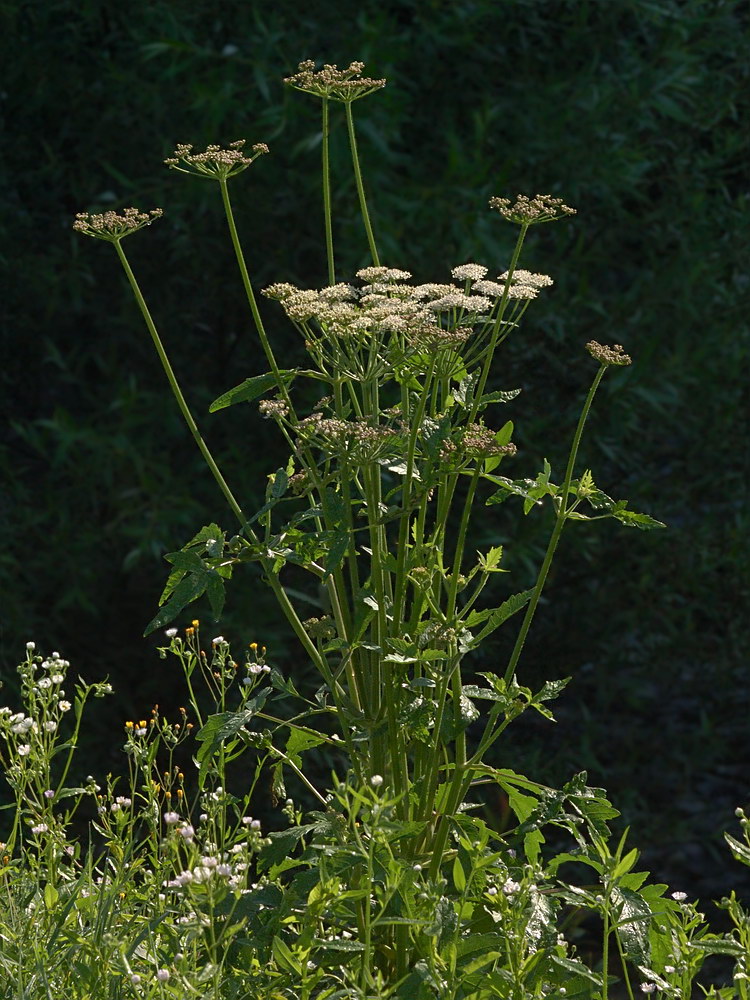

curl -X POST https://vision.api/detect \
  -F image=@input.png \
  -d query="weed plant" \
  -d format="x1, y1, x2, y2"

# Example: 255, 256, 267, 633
2, 59, 747, 999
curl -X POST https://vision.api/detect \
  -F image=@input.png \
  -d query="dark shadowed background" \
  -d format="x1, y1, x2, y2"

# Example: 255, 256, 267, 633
1, 0, 748, 902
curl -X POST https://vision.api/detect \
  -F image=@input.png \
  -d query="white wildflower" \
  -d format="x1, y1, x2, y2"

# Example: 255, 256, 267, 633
451, 263, 488, 281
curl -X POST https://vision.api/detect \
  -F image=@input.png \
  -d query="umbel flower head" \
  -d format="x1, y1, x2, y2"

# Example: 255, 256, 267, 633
284, 60, 386, 102
164, 140, 269, 181
585, 341, 632, 366
73, 207, 163, 242
490, 194, 576, 226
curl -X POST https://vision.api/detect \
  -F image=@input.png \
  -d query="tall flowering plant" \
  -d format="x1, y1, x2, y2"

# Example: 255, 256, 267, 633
70, 61, 677, 995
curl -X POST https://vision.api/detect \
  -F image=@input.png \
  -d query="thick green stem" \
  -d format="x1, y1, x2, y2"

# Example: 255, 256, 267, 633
113, 240, 245, 525
322, 98, 335, 284
345, 103, 379, 266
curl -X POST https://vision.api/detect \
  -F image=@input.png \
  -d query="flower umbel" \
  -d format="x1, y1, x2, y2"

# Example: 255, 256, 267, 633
72, 208, 163, 242
489, 194, 576, 225
585, 341, 632, 366
164, 140, 269, 181
284, 60, 386, 103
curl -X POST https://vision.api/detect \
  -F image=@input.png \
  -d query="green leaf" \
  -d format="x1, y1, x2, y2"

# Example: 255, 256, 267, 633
209, 370, 297, 412
164, 549, 205, 573
484, 420, 514, 472
322, 488, 346, 525
145, 574, 207, 635
473, 589, 534, 642
611, 507, 667, 530
206, 572, 225, 621
323, 529, 350, 579
477, 388, 522, 408
44, 883, 59, 910
269, 666, 301, 698
285, 728, 326, 768
725, 832, 750, 866
270, 466, 289, 499
452, 855, 467, 892
259, 824, 317, 871
611, 886, 652, 967
478, 544, 504, 573
194, 691, 269, 788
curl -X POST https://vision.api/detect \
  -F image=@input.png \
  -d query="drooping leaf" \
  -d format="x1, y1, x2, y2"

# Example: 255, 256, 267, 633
205, 571, 226, 621
145, 573, 207, 635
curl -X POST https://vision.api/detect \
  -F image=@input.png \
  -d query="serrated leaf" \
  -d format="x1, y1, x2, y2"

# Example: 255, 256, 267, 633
612, 508, 667, 530
285, 728, 326, 768
473, 589, 534, 642
478, 389, 522, 407
478, 544, 504, 572
209, 370, 297, 412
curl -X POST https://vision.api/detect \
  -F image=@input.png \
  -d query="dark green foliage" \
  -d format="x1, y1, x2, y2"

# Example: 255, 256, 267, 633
2, 0, 748, 895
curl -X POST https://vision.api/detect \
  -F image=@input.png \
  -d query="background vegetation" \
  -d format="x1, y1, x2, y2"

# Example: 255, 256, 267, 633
2, 0, 748, 901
